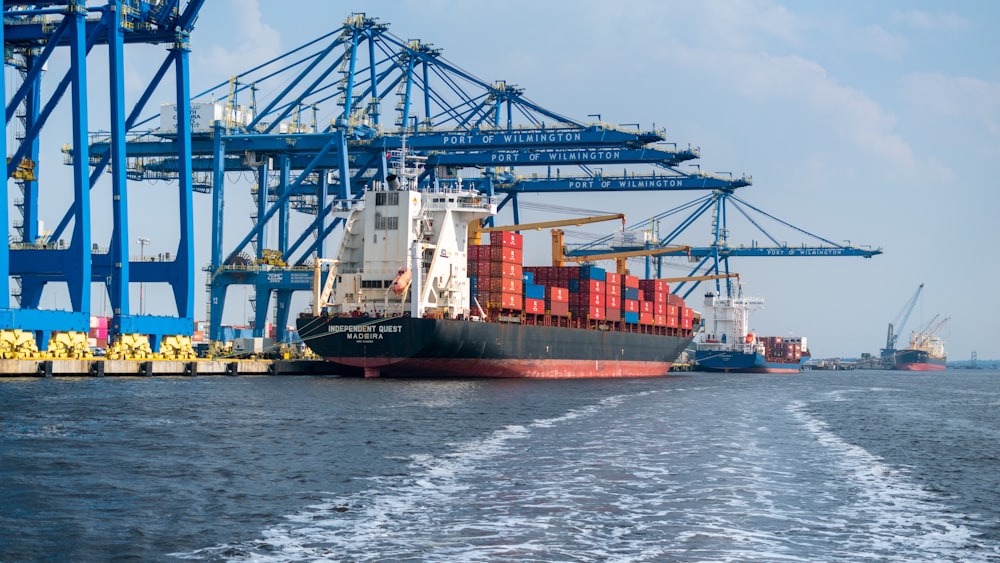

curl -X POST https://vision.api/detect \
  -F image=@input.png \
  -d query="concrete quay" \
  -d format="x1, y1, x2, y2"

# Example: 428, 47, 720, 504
0, 359, 335, 377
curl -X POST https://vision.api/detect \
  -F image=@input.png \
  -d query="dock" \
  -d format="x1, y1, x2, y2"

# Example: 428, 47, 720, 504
0, 359, 335, 378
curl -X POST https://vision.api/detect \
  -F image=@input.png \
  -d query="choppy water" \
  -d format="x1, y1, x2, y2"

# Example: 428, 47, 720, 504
1, 369, 998, 561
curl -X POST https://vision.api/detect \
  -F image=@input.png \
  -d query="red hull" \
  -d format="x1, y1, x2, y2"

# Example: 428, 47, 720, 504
895, 362, 946, 372
326, 357, 676, 378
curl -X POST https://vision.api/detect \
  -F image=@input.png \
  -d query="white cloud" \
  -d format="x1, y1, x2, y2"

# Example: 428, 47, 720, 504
194, 0, 282, 88
670, 46, 916, 171
903, 72, 1000, 136
890, 9, 969, 32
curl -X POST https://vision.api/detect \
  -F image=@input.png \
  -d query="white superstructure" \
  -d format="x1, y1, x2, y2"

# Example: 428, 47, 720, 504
696, 291, 766, 354
320, 154, 496, 319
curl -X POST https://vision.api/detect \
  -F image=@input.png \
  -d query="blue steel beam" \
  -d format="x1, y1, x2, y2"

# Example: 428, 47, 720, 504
4, 1, 203, 351
497, 172, 751, 193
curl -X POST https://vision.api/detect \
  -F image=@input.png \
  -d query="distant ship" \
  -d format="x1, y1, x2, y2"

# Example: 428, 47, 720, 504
693, 290, 808, 373
894, 315, 949, 371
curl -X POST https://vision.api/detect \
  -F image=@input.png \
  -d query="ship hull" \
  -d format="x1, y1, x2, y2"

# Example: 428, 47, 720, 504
893, 348, 946, 371
297, 315, 693, 378
693, 350, 807, 374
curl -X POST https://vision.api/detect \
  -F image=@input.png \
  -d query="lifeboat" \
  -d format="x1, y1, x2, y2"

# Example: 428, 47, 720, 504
390, 267, 412, 295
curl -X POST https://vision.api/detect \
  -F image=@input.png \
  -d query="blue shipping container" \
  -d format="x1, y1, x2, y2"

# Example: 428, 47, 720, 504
624, 311, 640, 324
522, 272, 534, 285
525, 283, 545, 300
579, 265, 606, 281
623, 287, 640, 301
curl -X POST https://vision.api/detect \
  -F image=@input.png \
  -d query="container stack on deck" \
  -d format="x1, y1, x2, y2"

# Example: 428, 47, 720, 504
759, 336, 806, 362
467, 234, 698, 336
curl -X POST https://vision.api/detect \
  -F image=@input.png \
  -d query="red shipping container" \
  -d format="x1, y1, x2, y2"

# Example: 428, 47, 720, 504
683, 307, 693, 319
624, 299, 640, 313
579, 279, 605, 295
638, 289, 644, 301
639, 279, 669, 295
489, 261, 523, 279
546, 286, 569, 303
525, 297, 545, 314
492, 292, 523, 310
641, 300, 653, 314
681, 317, 693, 330
606, 282, 620, 298
589, 304, 606, 320
550, 301, 570, 317
489, 277, 523, 294
605, 272, 621, 287
607, 294, 620, 311
623, 275, 639, 288
654, 314, 667, 327
667, 315, 679, 328
668, 305, 679, 318
490, 231, 523, 249
582, 292, 603, 307
476, 261, 492, 278
640, 312, 654, 325
489, 245, 523, 264
655, 301, 666, 315
606, 307, 621, 322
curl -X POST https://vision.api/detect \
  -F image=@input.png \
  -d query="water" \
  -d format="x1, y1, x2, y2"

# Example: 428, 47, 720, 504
1, 370, 998, 561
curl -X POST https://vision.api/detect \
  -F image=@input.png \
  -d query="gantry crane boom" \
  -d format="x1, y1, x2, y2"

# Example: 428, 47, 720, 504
552, 229, 689, 274
470, 213, 625, 245
657, 273, 740, 284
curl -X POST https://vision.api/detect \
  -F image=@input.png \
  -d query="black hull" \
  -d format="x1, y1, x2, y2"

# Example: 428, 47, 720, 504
894, 348, 946, 371
296, 315, 693, 378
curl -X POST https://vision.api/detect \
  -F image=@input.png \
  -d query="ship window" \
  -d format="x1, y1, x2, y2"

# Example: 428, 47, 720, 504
375, 192, 400, 206
374, 213, 399, 230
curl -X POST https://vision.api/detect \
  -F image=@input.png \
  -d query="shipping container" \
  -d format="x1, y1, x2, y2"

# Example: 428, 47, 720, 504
489, 246, 523, 264
489, 231, 523, 249
489, 277, 523, 294
524, 297, 545, 315
546, 286, 569, 303
489, 261, 522, 279
624, 311, 640, 324
624, 299, 640, 313
490, 292, 523, 310
525, 283, 545, 300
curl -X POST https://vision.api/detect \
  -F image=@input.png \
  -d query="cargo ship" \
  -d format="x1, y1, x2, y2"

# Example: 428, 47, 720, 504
295, 152, 696, 378
894, 316, 948, 371
692, 290, 808, 373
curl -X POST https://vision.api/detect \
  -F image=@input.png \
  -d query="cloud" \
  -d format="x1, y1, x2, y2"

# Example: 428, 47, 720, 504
902, 73, 1000, 136
193, 0, 282, 90
669, 46, 915, 171
890, 9, 969, 32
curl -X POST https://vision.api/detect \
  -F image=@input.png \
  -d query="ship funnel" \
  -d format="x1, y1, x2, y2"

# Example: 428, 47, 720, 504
387, 174, 401, 190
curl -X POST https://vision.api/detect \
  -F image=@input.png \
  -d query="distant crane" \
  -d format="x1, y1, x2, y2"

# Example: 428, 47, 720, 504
881, 283, 924, 362
910, 315, 949, 350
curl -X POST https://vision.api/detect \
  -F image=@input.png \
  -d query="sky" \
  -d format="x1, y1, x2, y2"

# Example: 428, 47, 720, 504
10, 0, 1000, 360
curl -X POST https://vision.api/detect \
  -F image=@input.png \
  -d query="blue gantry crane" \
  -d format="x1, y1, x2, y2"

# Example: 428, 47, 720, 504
90, 13, 752, 345
12, 11, 878, 353
566, 186, 882, 299
3, 0, 205, 358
